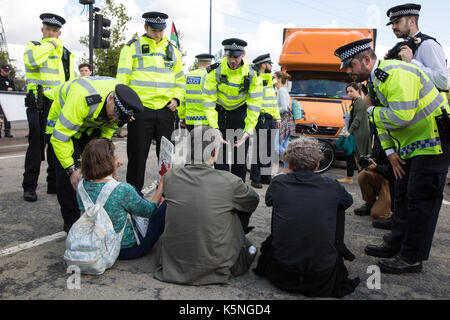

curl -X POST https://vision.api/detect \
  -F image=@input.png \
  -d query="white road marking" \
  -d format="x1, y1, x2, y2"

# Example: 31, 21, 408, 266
443, 199, 450, 205
0, 231, 67, 258
0, 154, 25, 160
0, 143, 28, 150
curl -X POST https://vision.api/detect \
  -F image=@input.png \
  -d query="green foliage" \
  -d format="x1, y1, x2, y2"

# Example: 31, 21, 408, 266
0, 50, 26, 90
79, 0, 131, 77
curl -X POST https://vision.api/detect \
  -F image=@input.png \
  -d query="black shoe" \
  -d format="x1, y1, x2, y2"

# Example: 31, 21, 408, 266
364, 243, 399, 258
251, 181, 263, 189
24, 190, 37, 202
354, 203, 371, 216
47, 188, 57, 195
5, 132, 13, 138
378, 254, 423, 274
383, 233, 391, 243
372, 217, 393, 230
244, 226, 255, 234
63, 223, 72, 233
260, 177, 272, 185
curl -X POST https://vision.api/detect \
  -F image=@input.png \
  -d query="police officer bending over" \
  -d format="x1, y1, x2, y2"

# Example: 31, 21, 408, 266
334, 39, 450, 274
49, 77, 143, 232
202, 38, 263, 182
22, 13, 75, 202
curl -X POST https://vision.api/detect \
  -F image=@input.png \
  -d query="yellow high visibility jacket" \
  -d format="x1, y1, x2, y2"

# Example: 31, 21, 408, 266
178, 68, 209, 125
371, 60, 449, 159
50, 76, 120, 169
260, 73, 280, 120
23, 37, 75, 97
202, 58, 263, 134
116, 35, 185, 110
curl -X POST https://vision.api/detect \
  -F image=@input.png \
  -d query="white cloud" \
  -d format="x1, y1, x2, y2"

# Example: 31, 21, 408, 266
320, 20, 339, 29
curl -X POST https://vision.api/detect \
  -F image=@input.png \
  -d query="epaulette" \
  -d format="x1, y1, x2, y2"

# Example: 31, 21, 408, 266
85, 94, 102, 106
127, 38, 138, 46
31, 41, 41, 46
206, 62, 220, 73
374, 68, 389, 82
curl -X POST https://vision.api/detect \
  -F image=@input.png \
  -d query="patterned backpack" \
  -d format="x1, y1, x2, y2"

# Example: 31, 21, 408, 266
64, 178, 135, 275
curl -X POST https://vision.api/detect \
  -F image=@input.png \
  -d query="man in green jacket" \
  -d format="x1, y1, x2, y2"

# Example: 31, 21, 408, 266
334, 39, 450, 274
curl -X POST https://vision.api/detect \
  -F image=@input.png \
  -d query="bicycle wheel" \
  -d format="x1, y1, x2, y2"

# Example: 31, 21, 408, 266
315, 139, 336, 174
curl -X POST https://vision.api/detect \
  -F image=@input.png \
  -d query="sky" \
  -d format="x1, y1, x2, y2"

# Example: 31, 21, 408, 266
1, 0, 449, 77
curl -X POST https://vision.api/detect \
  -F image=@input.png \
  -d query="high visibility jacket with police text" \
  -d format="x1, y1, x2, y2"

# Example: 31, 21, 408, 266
202, 58, 263, 134
178, 68, 209, 125
371, 59, 449, 159
50, 76, 120, 169
116, 35, 185, 110
260, 73, 280, 120
24, 37, 75, 96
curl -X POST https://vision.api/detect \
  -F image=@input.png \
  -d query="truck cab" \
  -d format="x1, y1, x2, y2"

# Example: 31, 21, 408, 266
279, 28, 377, 143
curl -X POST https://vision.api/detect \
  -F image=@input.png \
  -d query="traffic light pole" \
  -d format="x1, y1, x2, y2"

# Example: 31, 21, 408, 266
88, 2, 94, 68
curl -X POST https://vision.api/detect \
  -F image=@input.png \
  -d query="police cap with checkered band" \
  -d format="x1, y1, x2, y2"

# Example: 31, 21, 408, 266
386, 3, 421, 26
142, 12, 168, 30
334, 38, 373, 69
39, 13, 66, 28
222, 38, 247, 57
113, 84, 144, 123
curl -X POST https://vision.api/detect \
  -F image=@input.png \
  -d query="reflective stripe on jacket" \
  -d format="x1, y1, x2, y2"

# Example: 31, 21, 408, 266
178, 68, 209, 125
50, 76, 120, 169
202, 58, 262, 134
116, 35, 185, 110
260, 73, 280, 120
372, 60, 449, 159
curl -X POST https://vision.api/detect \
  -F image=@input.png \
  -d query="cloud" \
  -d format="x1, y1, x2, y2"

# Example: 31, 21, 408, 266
320, 20, 339, 28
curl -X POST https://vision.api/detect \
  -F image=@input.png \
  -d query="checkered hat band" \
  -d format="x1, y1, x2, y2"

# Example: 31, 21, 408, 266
340, 43, 372, 60
224, 44, 245, 51
390, 9, 420, 19
145, 17, 166, 24
114, 95, 133, 116
43, 17, 62, 27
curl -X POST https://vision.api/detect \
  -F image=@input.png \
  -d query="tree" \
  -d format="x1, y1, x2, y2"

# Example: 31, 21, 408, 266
0, 50, 26, 91
79, 0, 131, 77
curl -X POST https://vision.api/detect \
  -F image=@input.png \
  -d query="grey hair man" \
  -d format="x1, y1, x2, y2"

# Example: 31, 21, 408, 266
155, 125, 260, 285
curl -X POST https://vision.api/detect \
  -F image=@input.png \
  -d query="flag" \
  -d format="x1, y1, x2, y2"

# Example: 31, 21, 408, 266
170, 22, 179, 49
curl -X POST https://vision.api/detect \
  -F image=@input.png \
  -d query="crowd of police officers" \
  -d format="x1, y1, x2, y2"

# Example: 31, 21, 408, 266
18, 3, 450, 275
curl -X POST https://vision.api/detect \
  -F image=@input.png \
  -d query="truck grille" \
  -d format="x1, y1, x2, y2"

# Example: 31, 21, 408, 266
296, 125, 339, 137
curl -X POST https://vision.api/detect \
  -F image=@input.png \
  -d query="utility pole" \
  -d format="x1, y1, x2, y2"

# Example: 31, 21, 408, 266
79, 0, 95, 67
209, 0, 212, 54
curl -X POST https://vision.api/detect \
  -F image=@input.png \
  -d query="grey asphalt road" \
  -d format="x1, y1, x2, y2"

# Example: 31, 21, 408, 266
0, 129, 449, 300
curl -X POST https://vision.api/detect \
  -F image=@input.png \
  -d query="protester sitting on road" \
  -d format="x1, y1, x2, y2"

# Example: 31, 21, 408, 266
254, 136, 360, 298
354, 127, 395, 223
338, 83, 371, 184
77, 138, 166, 260
154, 126, 260, 285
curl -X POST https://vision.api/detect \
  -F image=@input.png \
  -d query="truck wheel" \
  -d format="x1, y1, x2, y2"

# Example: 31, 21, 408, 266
315, 139, 335, 174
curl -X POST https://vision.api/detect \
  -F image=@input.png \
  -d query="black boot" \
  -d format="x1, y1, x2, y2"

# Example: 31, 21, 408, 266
354, 203, 371, 216
378, 254, 423, 274
372, 217, 393, 230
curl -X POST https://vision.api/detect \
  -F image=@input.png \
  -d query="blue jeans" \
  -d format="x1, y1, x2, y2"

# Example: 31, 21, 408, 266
118, 201, 166, 260
277, 131, 290, 168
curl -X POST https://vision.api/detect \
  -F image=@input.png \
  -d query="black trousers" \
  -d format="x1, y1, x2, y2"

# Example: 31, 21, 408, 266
345, 154, 356, 177
250, 114, 276, 184
126, 107, 176, 191
214, 105, 250, 182
52, 131, 100, 229
387, 126, 450, 262
22, 102, 57, 193
0, 104, 11, 134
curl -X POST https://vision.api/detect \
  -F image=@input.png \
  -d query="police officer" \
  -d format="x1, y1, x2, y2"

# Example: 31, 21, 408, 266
334, 39, 450, 274
178, 53, 215, 131
203, 38, 263, 182
0, 64, 15, 138
49, 77, 144, 232
249, 54, 281, 189
116, 11, 185, 192
22, 13, 75, 202
385, 3, 449, 92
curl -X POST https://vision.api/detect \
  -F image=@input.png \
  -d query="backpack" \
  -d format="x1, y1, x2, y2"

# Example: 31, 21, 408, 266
64, 178, 135, 275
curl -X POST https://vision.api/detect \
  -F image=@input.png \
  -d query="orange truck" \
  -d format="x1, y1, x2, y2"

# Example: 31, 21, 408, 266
279, 28, 377, 142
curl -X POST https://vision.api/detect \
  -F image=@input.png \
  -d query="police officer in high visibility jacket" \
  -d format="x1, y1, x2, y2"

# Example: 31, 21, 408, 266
203, 38, 263, 182
49, 76, 144, 232
22, 13, 75, 202
116, 11, 185, 191
334, 39, 450, 274
178, 53, 215, 131
249, 54, 281, 189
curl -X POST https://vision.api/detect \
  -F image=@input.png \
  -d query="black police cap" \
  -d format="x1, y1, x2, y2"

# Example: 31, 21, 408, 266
195, 53, 215, 61
142, 11, 168, 30
40, 13, 66, 28
1, 65, 10, 71
334, 38, 373, 69
386, 3, 421, 26
252, 53, 273, 65
222, 38, 247, 57
114, 84, 144, 122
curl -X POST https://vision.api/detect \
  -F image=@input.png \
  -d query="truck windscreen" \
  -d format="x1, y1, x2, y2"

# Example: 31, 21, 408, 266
289, 71, 351, 99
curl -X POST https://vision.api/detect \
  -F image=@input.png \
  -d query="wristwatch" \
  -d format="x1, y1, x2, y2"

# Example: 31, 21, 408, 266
65, 165, 77, 177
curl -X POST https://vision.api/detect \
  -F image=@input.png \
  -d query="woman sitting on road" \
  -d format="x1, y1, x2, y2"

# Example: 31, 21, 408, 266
77, 138, 166, 260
